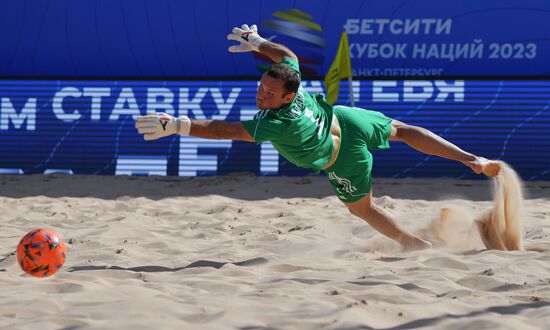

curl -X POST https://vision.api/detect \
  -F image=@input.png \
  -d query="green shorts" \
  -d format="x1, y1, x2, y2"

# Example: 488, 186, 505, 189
323, 106, 393, 203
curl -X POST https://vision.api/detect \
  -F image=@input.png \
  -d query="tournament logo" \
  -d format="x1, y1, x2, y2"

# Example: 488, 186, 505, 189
257, 8, 326, 78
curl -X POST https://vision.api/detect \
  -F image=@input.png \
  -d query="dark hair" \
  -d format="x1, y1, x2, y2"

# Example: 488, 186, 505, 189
266, 63, 300, 95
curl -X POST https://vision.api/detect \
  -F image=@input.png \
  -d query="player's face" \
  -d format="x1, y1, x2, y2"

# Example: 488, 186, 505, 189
256, 74, 295, 110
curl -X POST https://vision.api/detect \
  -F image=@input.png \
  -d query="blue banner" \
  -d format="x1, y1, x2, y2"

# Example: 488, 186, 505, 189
1, 79, 549, 180
1, 0, 549, 78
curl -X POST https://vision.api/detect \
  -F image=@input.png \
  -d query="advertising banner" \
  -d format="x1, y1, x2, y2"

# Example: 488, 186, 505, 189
1, 0, 549, 78
1, 79, 548, 180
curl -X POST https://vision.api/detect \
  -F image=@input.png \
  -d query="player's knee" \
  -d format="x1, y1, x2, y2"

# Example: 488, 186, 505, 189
348, 207, 359, 217
347, 201, 374, 217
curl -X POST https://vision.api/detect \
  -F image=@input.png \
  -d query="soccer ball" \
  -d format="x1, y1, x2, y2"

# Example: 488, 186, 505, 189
16, 229, 67, 277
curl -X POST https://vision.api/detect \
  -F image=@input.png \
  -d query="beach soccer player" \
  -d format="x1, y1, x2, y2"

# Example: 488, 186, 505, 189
135, 24, 501, 250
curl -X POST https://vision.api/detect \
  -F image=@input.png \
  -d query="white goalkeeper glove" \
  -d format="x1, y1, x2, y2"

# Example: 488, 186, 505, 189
135, 112, 191, 141
227, 24, 267, 52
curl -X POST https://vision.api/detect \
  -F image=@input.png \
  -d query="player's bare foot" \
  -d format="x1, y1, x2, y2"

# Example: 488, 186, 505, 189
415, 239, 433, 250
402, 237, 433, 250
465, 157, 501, 177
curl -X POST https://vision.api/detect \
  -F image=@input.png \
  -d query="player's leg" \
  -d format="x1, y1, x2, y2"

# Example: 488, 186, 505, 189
326, 107, 430, 249
326, 167, 432, 250
389, 120, 500, 177
344, 191, 432, 250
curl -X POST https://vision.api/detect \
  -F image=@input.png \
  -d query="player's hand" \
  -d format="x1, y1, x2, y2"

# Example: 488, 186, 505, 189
135, 112, 191, 141
227, 24, 266, 53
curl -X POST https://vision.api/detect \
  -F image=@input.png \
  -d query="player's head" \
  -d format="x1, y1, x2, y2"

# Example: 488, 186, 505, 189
256, 63, 300, 110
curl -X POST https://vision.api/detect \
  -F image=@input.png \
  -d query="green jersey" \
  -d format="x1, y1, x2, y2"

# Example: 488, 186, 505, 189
242, 58, 334, 173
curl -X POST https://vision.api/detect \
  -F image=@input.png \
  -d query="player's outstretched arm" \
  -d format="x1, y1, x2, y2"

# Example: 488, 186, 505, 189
190, 120, 254, 142
227, 24, 298, 63
135, 112, 255, 142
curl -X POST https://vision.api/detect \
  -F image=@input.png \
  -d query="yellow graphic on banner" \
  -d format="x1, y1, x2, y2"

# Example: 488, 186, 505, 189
324, 31, 352, 105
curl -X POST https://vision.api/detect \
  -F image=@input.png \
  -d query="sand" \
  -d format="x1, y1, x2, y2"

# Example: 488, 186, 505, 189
1, 173, 550, 329
475, 163, 524, 251
426, 162, 525, 252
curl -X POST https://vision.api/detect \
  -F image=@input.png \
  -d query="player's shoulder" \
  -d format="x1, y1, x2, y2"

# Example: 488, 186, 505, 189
280, 57, 300, 75
253, 109, 272, 120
